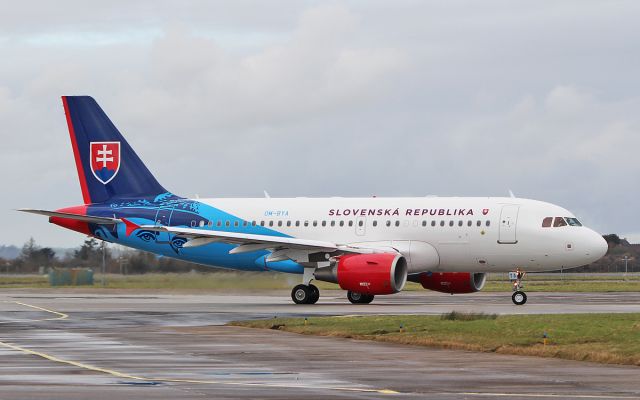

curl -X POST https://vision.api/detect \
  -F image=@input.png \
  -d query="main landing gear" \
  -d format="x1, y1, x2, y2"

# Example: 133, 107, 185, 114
510, 269, 527, 305
291, 267, 320, 305
291, 284, 320, 304
347, 291, 374, 304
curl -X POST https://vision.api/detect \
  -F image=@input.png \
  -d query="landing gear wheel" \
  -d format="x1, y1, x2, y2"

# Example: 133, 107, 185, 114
360, 294, 374, 304
308, 284, 320, 304
292, 284, 312, 304
347, 291, 375, 304
512, 291, 527, 305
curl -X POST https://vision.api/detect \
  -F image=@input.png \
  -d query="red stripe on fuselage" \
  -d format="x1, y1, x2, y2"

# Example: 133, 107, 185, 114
62, 96, 91, 204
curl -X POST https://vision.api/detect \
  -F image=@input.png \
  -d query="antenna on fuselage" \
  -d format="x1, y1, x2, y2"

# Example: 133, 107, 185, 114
508, 189, 516, 198
263, 190, 271, 199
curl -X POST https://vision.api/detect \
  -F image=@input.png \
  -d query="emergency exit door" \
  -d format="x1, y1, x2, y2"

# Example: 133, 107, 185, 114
498, 205, 519, 244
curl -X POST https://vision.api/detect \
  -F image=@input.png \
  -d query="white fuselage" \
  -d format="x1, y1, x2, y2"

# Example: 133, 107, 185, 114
199, 196, 607, 274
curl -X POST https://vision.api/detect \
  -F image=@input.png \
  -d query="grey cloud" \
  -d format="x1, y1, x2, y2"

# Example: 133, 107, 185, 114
0, 1, 638, 247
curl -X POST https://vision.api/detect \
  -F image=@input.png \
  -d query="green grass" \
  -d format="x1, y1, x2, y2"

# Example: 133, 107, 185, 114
1, 272, 640, 292
230, 313, 640, 366
481, 280, 640, 292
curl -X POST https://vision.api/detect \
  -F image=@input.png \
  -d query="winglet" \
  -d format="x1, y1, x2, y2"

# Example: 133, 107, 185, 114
121, 218, 140, 237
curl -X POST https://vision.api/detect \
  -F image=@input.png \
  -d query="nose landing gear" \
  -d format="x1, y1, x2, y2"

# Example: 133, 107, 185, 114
510, 269, 527, 305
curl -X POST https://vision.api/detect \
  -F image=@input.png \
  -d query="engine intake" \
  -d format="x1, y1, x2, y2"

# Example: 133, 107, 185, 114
409, 272, 486, 294
315, 253, 408, 295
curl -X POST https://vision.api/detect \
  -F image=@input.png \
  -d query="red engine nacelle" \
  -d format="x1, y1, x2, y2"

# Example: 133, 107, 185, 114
314, 253, 408, 295
413, 272, 486, 294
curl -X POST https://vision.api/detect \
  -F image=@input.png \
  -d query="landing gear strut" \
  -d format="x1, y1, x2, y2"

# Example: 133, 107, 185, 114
347, 291, 374, 304
510, 269, 527, 305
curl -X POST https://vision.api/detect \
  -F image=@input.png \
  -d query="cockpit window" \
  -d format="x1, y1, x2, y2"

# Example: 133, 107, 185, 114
565, 217, 582, 227
553, 217, 567, 227
542, 217, 553, 227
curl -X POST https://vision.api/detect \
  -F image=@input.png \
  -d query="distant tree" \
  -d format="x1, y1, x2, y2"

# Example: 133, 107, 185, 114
71, 237, 110, 268
603, 234, 622, 246
34, 247, 56, 268
20, 237, 39, 261
126, 250, 157, 274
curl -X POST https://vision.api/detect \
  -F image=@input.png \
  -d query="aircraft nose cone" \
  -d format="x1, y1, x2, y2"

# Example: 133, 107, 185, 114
587, 231, 608, 262
594, 234, 608, 260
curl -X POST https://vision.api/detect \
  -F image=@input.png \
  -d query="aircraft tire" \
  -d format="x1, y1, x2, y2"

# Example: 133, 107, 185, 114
308, 284, 320, 304
360, 294, 375, 304
292, 284, 312, 304
512, 291, 527, 305
347, 291, 373, 304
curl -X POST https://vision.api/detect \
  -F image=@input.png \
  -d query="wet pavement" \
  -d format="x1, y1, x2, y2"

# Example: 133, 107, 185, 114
0, 290, 639, 399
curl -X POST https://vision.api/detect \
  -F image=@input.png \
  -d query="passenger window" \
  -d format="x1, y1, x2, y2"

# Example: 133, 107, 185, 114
251, 221, 256, 226
542, 217, 553, 227
348, 221, 354, 227
358, 220, 363, 227
269, 221, 274, 227
260, 221, 265, 226
331, 220, 336, 227
340, 221, 344, 227
431, 221, 436, 227
395, 220, 400, 227
458, 220, 463, 227
277, 221, 282, 227
304, 221, 309, 227
313, 221, 317, 227
322, 221, 326, 227
295, 221, 300, 227
449, 220, 454, 227
485, 220, 491, 227
476, 220, 481, 227
217, 221, 222, 227
553, 217, 567, 227
386, 220, 391, 227
225, 221, 230, 227
373, 220, 377, 227
208, 221, 213, 227
191, 220, 196, 227
440, 221, 445, 227
234, 221, 239, 227
422, 220, 427, 227
286, 221, 291, 227
467, 220, 472, 227
242, 221, 247, 227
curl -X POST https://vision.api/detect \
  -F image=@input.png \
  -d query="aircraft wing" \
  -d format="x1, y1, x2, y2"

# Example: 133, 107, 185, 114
137, 223, 381, 260
18, 209, 121, 225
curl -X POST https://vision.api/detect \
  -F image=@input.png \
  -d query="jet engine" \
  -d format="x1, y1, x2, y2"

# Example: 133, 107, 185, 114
314, 253, 408, 295
409, 272, 486, 294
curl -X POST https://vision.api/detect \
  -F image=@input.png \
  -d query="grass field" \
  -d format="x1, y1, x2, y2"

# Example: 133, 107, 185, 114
230, 313, 640, 366
1, 272, 640, 291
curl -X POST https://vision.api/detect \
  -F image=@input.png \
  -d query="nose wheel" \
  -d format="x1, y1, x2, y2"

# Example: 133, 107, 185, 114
512, 291, 527, 305
510, 269, 527, 305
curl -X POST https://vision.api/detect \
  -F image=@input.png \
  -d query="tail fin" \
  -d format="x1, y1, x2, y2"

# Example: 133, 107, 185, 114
62, 96, 167, 204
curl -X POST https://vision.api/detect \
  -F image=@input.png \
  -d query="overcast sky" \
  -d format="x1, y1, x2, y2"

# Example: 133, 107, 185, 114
1, 0, 638, 248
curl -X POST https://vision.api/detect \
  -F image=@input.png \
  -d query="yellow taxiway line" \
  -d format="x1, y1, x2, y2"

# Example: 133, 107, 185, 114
0, 300, 397, 395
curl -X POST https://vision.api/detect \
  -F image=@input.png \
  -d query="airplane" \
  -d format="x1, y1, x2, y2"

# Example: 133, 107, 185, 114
20, 96, 608, 305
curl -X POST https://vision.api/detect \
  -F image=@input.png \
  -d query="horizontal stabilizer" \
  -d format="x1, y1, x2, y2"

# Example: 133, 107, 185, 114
18, 209, 120, 225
